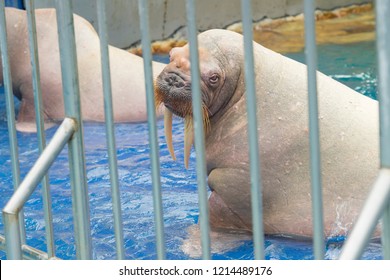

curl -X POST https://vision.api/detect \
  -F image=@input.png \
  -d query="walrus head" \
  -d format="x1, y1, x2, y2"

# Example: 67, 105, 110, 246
155, 30, 244, 168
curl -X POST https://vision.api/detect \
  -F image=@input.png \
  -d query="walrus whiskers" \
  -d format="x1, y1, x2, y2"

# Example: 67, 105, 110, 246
155, 84, 176, 160
155, 80, 210, 168
181, 104, 210, 169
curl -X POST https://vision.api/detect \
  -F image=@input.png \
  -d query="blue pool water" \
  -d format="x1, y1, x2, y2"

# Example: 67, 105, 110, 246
0, 41, 382, 260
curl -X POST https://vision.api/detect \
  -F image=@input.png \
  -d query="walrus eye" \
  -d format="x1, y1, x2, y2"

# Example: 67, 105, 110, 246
209, 74, 220, 85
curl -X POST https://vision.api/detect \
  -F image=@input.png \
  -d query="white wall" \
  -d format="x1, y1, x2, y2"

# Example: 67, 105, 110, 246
33, 0, 373, 48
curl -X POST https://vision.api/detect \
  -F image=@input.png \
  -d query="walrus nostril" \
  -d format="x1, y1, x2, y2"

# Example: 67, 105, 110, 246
164, 73, 187, 88
174, 81, 185, 88
165, 76, 175, 85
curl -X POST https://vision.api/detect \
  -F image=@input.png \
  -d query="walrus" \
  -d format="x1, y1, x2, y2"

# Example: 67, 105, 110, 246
155, 29, 380, 238
0, 7, 166, 132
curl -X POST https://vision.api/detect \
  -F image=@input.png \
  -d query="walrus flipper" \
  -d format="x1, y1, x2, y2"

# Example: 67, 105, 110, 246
208, 168, 252, 232
16, 99, 55, 132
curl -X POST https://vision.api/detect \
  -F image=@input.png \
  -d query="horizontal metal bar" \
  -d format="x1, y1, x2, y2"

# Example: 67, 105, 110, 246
3, 118, 77, 216
339, 168, 390, 259
21, 244, 61, 260
0, 235, 61, 260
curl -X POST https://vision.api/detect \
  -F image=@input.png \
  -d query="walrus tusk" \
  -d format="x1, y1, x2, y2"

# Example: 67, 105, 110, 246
163, 105, 207, 168
184, 116, 194, 169
164, 109, 176, 161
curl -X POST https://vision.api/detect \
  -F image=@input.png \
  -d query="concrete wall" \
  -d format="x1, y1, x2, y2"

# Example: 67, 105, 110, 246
33, 0, 373, 49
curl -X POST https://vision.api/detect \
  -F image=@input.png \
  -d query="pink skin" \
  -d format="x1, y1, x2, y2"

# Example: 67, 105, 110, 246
156, 29, 380, 238
0, 8, 166, 132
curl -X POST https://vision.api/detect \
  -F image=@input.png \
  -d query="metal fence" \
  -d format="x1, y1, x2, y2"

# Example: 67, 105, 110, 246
0, 0, 389, 260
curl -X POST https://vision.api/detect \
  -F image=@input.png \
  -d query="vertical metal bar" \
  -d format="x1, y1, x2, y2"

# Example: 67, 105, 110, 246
25, 0, 55, 259
375, 0, 390, 260
382, 198, 390, 260
339, 169, 390, 259
54, 0, 92, 259
240, 0, 265, 260
303, 0, 325, 260
137, 0, 166, 260
185, 0, 211, 260
0, 0, 26, 246
96, 0, 125, 260
2, 212, 22, 259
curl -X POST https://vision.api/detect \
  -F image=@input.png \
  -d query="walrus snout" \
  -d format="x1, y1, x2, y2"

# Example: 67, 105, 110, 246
155, 71, 192, 107
154, 66, 210, 169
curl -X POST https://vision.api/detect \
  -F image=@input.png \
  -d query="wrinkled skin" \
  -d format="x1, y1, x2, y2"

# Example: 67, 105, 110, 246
155, 29, 380, 238
0, 8, 165, 132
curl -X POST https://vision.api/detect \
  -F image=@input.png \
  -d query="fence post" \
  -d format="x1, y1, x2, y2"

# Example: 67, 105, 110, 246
241, 0, 265, 260
375, 0, 390, 260
25, 0, 55, 259
54, 0, 92, 259
137, 0, 166, 260
96, 0, 125, 260
303, 0, 325, 260
185, 0, 211, 260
